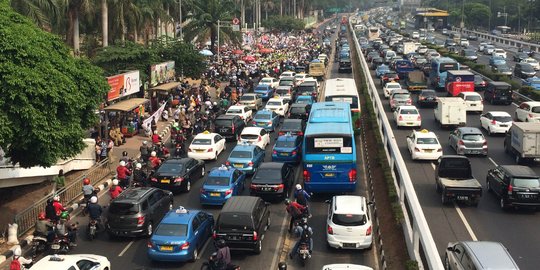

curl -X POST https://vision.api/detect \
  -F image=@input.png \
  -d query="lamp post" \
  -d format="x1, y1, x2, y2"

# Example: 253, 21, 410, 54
176, 0, 183, 40
460, 0, 465, 29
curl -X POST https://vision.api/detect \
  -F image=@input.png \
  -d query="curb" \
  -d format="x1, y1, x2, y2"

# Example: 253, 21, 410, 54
0, 178, 114, 266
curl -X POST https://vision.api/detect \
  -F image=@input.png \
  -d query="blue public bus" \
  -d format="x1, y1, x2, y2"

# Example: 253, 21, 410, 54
429, 57, 460, 89
302, 102, 357, 193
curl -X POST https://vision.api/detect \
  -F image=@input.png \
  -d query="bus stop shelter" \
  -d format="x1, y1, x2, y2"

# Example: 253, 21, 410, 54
414, 8, 449, 29
103, 98, 149, 138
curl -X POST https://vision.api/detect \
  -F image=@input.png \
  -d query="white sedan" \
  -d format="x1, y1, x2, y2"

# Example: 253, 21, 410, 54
522, 58, 540, 71
480, 111, 513, 135
188, 131, 226, 160
239, 127, 270, 149
393, 105, 421, 128
226, 105, 253, 123
265, 97, 289, 116
383, 82, 402, 98
31, 254, 111, 270
294, 73, 310, 85
406, 129, 443, 160
279, 71, 296, 79
259, 77, 279, 88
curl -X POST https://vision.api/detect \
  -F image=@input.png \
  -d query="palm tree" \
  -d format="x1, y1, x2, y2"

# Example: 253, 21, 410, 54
10, 0, 60, 29
65, 0, 94, 55
183, 0, 241, 53
101, 0, 108, 47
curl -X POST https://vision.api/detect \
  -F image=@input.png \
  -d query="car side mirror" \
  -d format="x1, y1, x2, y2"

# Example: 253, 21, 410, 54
447, 246, 454, 252
325, 200, 331, 204
367, 201, 375, 206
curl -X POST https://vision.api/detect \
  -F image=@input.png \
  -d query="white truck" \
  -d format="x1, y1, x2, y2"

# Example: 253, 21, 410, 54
504, 122, 540, 164
402, 42, 417, 55
434, 97, 467, 128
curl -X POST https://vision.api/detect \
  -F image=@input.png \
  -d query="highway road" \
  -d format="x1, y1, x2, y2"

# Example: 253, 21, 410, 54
41, 22, 378, 270
357, 24, 540, 270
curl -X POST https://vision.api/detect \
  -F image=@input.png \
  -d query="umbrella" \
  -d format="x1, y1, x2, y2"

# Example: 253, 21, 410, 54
199, 49, 213, 56
242, 55, 256, 63
233, 49, 244, 55
259, 48, 274, 54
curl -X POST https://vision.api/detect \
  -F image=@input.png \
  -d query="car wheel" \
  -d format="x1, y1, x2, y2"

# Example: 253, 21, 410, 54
254, 240, 262, 254
213, 152, 218, 161
186, 181, 191, 192
488, 127, 492, 136
146, 222, 153, 237
441, 190, 449, 204
190, 247, 198, 262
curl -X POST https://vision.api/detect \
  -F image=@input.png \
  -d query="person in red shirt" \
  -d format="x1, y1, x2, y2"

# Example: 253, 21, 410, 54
151, 131, 161, 144
52, 195, 66, 216
285, 199, 307, 233
116, 160, 132, 188
109, 179, 123, 200
148, 151, 162, 169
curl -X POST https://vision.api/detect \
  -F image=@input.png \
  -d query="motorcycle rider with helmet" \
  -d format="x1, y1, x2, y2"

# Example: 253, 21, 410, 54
284, 199, 307, 233
116, 160, 132, 189
109, 179, 123, 200
34, 212, 54, 242
214, 239, 231, 270
289, 217, 313, 259
10, 246, 33, 270
45, 198, 58, 222
55, 212, 77, 247
148, 151, 162, 169
132, 163, 148, 187
82, 178, 95, 203
86, 196, 102, 230
52, 196, 66, 216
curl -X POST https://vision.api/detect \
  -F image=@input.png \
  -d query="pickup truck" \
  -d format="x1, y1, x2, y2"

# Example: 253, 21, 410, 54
435, 155, 482, 206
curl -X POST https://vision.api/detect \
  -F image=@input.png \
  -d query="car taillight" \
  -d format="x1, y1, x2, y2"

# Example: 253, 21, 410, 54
529, 113, 534, 118
252, 121, 257, 125
232, 125, 235, 133
297, 131, 303, 136
417, 115, 421, 121
258, 136, 262, 142
137, 216, 145, 225
274, 184, 285, 191
273, 150, 277, 155
406, 99, 412, 104
180, 242, 190, 250
212, 231, 217, 239
348, 169, 357, 182
253, 231, 258, 241
303, 170, 311, 182
292, 150, 297, 155
250, 184, 257, 190
458, 140, 464, 145
147, 240, 154, 248
483, 141, 488, 148
174, 177, 183, 183
151, 177, 157, 182
414, 147, 420, 152
188, 148, 192, 152
248, 161, 254, 166
399, 115, 403, 121
366, 226, 372, 236
279, 131, 285, 136
491, 120, 497, 125
225, 161, 231, 166
508, 184, 514, 195
268, 121, 273, 125
225, 189, 233, 195
207, 148, 213, 152
327, 225, 333, 235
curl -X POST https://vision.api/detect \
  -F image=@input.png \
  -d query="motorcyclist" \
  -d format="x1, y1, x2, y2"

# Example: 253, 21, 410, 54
45, 198, 58, 222
214, 239, 231, 270
52, 196, 65, 216
55, 212, 77, 247
132, 163, 148, 187
151, 130, 161, 144
157, 142, 170, 159
86, 196, 102, 230
120, 151, 130, 164
148, 151, 162, 169
289, 218, 313, 259
294, 184, 311, 217
116, 160, 131, 189
284, 199, 307, 233
140, 141, 150, 162
34, 212, 54, 242
82, 178, 95, 203
109, 179, 123, 200
10, 246, 33, 270
174, 143, 185, 158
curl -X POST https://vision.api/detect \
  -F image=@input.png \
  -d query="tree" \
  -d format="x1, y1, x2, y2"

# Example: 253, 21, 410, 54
10, 0, 60, 29
262, 15, 305, 31
183, 0, 241, 54
92, 41, 158, 79
0, 0, 109, 167
154, 40, 207, 78
464, 3, 490, 29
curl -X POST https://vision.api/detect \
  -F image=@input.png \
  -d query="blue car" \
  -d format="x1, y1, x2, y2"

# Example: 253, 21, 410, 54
295, 95, 314, 105
251, 109, 280, 131
489, 56, 506, 66
376, 64, 390, 77
147, 208, 214, 262
523, 77, 540, 90
225, 143, 265, 174
199, 165, 246, 206
254, 84, 274, 101
272, 134, 302, 163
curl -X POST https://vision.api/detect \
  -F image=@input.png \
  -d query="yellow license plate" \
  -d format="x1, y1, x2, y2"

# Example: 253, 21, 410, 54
324, 173, 336, 177
210, 192, 221, 197
424, 149, 433, 153
196, 149, 205, 153
160, 245, 173, 251
161, 179, 170, 184
234, 164, 243, 168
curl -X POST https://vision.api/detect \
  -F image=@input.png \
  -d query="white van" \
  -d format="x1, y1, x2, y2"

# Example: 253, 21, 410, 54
384, 50, 397, 63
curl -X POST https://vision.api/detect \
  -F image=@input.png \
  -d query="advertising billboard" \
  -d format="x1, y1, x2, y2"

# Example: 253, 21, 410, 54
107, 70, 140, 101
150, 61, 175, 87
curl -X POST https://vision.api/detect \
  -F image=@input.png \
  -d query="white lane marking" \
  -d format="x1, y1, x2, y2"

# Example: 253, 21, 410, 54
488, 157, 498, 166
118, 240, 134, 257
453, 202, 478, 241
198, 236, 213, 259
431, 162, 436, 170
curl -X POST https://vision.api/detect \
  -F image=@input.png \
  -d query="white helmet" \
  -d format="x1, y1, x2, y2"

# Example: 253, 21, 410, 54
112, 179, 119, 186
136, 163, 142, 169
90, 196, 98, 204
119, 160, 126, 167
53, 195, 60, 201
296, 184, 302, 190
143, 141, 148, 145
151, 151, 157, 157
13, 246, 21, 256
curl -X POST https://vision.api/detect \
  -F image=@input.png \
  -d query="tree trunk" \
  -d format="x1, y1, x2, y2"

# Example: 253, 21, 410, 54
120, 4, 126, 43
73, 9, 80, 55
280, 0, 283, 16
210, 25, 216, 54
102, 0, 108, 47
134, 28, 138, 43
301, 0, 304, 19
241, 0, 245, 29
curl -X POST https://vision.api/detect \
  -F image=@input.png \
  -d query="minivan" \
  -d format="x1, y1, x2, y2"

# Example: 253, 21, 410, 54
484, 81, 512, 105
214, 115, 246, 141
445, 241, 519, 270
487, 165, 540, 210
213, 196, 270, 254
514, 62, 537, 79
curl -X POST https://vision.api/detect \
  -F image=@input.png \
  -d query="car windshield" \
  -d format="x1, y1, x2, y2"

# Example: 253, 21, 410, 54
227, 109, 242, 114
206, 176, 231, 186
522, 64, 535, 71
155, 224, 188, 237
253, 169, 282, 184
240, 96, 255, 101
417, 137, 438, 144
158, 163, 184, 173
512, 178, 540, 188
192, 139, 211, 145
109, 202, 139, 215
275, 140, 297, 148
229, 150, 253, 158
267, 101, 282, 106
493, 116, 512, 122
332, 213, 367, 226
261, 79, 273, 83
462, 134, 484, 141
255, 114, 271, 120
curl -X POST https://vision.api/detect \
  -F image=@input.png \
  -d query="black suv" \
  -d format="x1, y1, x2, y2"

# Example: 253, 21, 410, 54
338, 59, 352, 73
288, 104, 311, 120
278, 119, 306, 136
484, 81, 512, 105
214, 115, 246, 141
487, 165, 540, 210
106, 187, 174, 238
213, 196, 270, 254
250, 162, 294, 201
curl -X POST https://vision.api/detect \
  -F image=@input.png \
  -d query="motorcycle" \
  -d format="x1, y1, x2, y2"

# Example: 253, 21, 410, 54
297, 243, 311, 266
87, 219, 98, 241
200, 252, 241, 270
31, 235, 48, 260
49, 233, 71, 254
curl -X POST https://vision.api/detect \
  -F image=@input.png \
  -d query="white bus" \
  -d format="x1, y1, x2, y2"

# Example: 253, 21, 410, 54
324, 78, 361, 133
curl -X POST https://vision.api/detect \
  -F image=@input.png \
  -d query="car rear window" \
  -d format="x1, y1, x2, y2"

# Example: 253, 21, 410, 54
229, 150, 252, 158
155, 224, 188, 237
417, 138, 438, 144
254, 114, 271, 120
215, 119, 232, 127
158, 163, 184, 173
253, 169, 282, 184
241, 134, 259, 140
464, 95, 482, 101
206, 176, 231, 186
267, 101, 282, 106
400, 109, 418, 114
240, 95, 255, 101
275, 140, 296, 148
192, 139, 211, 145
462, 134, 484, 141
218, 214, 253, 230
276, 89, 290, 95
281, 121, 301, 130
532, 106, 540, 113
493, 116, 512, 122
512, 178, 540, 188
109, 202, 140, 215
227, 109, 243, 114
290, 107, 306, 113
332, 213, 367, 226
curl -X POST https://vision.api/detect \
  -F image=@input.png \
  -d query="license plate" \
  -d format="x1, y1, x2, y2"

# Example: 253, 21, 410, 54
196, 149, 205, 153
343, 243, 356, 248
324, 173, 336, 177
457, 196, 469, 201
424, 149, 433, 153
161, 179, 170, 184
229, 236, 239, 240
500, 97, 508, 100
500, 125, 507, 127
210, 192, 220, 197
279, 152, 289, 156
406, 122, 413, 125
470, 104, 476, 106
51, 244, 60, 250
220, 129, 228, 133
258, 123, 265, 126
160, 245, 173, 251
263, 187, 272, 191
234, 164, 244, 168
520, 194, 536, 199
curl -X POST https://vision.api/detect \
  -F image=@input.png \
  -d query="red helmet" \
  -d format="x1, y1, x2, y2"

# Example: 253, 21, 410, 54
38, 212, 46, 220
83, 178, 90, 185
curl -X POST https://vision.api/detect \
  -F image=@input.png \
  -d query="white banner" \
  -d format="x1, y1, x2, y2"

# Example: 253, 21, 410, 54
142, 103, 166, 131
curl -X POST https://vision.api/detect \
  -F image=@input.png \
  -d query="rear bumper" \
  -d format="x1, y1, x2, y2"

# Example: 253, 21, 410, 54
304, 182, 357, 193
200, 194, 232, 205
327, 234, 373, 249
106, 225, 145, 237
147, 248, 192, 262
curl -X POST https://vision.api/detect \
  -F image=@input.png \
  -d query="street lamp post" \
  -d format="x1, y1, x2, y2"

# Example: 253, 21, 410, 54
460, 0, 465, 29
176, 0, 183, 40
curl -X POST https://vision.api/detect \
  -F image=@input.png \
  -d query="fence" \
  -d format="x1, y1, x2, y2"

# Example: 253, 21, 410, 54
14, 159, 112, 237
452, 27, 540, 53
349, 22, 444, 270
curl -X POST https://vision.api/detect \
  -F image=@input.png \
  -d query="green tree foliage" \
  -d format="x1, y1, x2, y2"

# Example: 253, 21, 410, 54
153, 40, 207, 79
92, 41, 158, 80
262, 15, 305, 31
464, 3, 490, 28
0, 0, 109, 167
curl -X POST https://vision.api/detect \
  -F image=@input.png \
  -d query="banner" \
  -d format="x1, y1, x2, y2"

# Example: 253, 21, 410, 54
150, 61, 175, 87
107, 70, 140, 101
142, 103, 166, 131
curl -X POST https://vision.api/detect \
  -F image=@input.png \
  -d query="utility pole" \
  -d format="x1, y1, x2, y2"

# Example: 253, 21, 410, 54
460, 0, 465, 29
217, 20, 220, 63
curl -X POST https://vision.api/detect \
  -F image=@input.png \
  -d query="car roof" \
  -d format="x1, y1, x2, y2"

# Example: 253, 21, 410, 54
397, 105, 418, 110
456, 127, 483, 134
255, 109, 273, 115
268, 97, 285, 102
291, 103, 309, 108
221, 196, 261, 213
487, 111, 511, 117
413, 129, 437, 138
32, 254, 108, 268
193, 132, 218, 139
255, 84, 271, 89
231, 143, 258, 152
216, 114, 237, 120
499, 165, 538, 178
228, 105, 248, 110
420, 89, 436, 94
460, 92, 481, 96
523, 101, 540, 106
242, 127, 264, 134
461, 241, 519, 269
161, 208, 201, 224
242, 93, 259, 97
162, 158, 192, 165
208, 165, 237, 176
333, 195, 366, 215
113, 187, 156, 203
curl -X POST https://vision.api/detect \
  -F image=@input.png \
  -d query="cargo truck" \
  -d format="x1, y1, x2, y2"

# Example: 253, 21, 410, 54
504, 122, 540, 164
404, 70, 427, 91
402, 42, 417, 55
434, 97, 467, 128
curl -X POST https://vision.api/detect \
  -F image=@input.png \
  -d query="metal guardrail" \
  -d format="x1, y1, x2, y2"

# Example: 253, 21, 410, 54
452, 27, 540, 53
14, 159, 112, 237
350, 22, 444, 270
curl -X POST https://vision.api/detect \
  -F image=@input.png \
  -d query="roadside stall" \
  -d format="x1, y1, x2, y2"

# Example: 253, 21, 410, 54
148, 82, 181, 111
104, 98, 149, 137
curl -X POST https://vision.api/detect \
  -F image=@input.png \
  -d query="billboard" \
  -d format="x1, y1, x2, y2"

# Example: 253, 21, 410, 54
107, 70, 140, 101
150, 61, 175, 87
